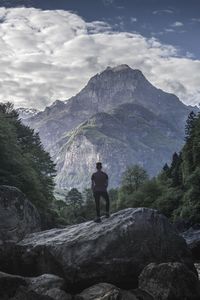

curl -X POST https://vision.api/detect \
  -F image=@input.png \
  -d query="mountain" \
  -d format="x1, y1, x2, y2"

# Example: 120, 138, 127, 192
16, 107, 39, 120
24, 65, 193, 190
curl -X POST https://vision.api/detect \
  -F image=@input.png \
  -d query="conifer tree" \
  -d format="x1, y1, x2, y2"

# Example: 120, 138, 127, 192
0, 102, 56, 211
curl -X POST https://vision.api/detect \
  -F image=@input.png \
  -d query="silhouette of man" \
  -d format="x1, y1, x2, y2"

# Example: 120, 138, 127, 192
91, 162, 110, 223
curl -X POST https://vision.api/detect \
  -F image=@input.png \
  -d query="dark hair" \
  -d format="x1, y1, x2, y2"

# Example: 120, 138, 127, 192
96, 162, 102, 169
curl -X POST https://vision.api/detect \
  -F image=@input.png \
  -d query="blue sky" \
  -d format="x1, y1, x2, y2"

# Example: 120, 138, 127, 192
0, 0, 199, 109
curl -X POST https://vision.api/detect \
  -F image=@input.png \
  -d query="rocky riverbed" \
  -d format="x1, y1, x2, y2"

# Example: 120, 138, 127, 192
0, 185, 200, 300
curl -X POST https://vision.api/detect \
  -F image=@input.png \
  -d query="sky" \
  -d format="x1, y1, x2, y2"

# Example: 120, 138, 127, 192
0, 0, 199, 109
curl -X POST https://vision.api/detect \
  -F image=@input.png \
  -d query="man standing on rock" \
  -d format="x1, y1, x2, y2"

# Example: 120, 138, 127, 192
91, 162, 110, 223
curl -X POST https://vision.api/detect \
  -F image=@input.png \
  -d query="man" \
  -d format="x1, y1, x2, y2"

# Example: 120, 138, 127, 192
91, 162, 110, 223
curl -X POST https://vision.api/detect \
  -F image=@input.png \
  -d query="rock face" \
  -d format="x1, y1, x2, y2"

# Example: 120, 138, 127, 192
11, 208, 195, 292
139, 262, 200, 300
23, 65, 194, 190
0, 271, 71, 300
182, 227, 200, 260
16, 107, 40, 120
55, 104, 183, 190
0, 185, 41, 244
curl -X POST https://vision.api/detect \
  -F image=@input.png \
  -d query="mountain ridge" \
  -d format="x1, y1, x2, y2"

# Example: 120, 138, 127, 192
22, 65, 196, 190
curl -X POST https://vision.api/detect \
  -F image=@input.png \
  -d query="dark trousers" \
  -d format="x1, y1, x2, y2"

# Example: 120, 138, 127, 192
93, 191, 110, 217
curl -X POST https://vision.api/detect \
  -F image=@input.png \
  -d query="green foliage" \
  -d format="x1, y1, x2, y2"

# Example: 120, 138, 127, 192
185, 111, 197, 141
121, 165, 149, 194
115, 111, 200, 223
112, 110, 200, 224
62, 188, 84, 223
0, 102, 56, 212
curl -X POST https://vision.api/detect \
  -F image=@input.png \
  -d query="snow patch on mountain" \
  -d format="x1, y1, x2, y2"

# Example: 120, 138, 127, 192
16, 107, 40, 119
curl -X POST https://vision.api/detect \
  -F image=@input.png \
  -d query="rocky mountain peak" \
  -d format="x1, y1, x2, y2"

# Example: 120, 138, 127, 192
105, 64, 131, 72
84, 65, 149, 99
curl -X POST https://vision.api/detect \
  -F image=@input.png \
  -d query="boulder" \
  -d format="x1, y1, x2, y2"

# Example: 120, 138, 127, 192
75, 283, 120, 300
75, 283, 153, 300
27, 274, 68, 298
139, 262, 200, 300
0, 185, 41, 244
124, 289, 153, 300
11, 208, 195, 291
10, 286, 52, 300
182, 228, 200, 260
0, 271, 71, 300
0, 271, 27, 299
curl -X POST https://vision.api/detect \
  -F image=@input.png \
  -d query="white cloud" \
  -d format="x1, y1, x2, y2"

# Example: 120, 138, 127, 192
171, 21, 184, 27
165, 28, 175, 33
153, 9, 174, 15
102, 0, 114, 6
0, 7, 199, 109
130, 17, 137, 23
191, 18, 200, 22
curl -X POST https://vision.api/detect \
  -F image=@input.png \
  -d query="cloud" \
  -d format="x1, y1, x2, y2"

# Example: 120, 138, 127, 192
0, 7, 199, 109
130, 17, 137, 23
191, 18, 200, 23
165, 28, 175, 33
102, 0, 114, 6
153, 9, 174, 15
171, 21, 183, 27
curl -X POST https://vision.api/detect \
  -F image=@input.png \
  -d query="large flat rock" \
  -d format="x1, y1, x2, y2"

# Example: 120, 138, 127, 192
13, 208, 195, 292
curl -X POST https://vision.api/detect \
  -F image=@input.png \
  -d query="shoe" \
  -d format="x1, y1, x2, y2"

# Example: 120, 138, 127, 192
94, 217, 101, 223
105, 212, 110, 218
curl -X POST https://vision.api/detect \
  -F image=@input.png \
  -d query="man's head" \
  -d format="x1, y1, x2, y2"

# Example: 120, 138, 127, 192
96, 162, 102, 170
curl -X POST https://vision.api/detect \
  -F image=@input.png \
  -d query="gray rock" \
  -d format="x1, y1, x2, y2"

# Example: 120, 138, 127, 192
45, 288, 72, 300
121, 289, 153, 300
75, 283, 120, 300
182, 228, 200, 260
14, 208, 195, 291
139, 262, 200, 300
0, 271, 70, 300
10, 286, 52, 300
75, 283, 153, 300
27, 274, 66, 295
0, 271, 27, 299
0, 185, 41, 244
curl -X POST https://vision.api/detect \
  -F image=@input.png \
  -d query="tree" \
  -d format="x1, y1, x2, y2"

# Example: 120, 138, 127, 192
163, 163, 170, 172
168, 152, 183, 187
121, 165, 149, 193
64, 188, 84, 223
185, 111, 196, 141
82, 188, 96, 220
0, 102, 56, 211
